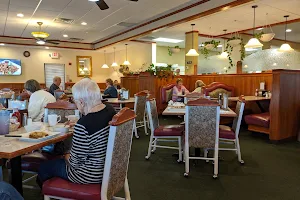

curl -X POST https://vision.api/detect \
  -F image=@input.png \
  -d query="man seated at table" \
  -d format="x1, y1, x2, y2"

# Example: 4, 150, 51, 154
113, 80, 121, 89
172, 78, 189, 102
49, 76, 62, 96
103, 78, 118, 98
24, 79, 56, 122
37, 78, 116, 186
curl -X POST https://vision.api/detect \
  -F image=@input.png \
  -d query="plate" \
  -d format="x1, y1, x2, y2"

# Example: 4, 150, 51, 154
19, 131, 60, 142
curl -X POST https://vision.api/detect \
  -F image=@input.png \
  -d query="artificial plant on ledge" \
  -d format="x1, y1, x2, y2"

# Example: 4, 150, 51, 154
168, 46, 180, 56
199, 40, 221, 59
141, 64, 174, 80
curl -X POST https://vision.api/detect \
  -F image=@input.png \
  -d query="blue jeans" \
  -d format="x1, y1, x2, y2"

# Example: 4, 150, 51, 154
37, 159, 69, 187
0, 181, 23, 200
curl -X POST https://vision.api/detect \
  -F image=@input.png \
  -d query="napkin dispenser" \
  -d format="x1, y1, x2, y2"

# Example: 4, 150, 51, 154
121, 89, 130, 100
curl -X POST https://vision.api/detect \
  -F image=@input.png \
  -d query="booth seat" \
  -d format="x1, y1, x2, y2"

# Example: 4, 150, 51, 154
203, 82, 235, 98
244, 112, 270, 134
161, 84, 175, 104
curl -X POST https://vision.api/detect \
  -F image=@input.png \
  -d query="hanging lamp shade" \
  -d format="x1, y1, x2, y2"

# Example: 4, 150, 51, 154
278, 15, 294, 52
123, 44, 131, 65
102, 50, 109, 68
111, 47, 118, 67
244, 5, 264, 49
186, 24, 199, 57
220, 29, 228, 58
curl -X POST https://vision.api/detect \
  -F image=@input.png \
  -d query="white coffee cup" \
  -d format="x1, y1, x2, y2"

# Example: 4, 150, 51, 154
48, 114, 61, 127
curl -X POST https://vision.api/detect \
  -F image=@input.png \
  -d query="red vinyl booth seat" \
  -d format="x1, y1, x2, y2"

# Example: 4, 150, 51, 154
161, 84, 175, 104
43, 177, 101, 200
203, 82, 235, 98
244, 112, 270, 128
154, 125, 184, 136
219, 125, 236, 139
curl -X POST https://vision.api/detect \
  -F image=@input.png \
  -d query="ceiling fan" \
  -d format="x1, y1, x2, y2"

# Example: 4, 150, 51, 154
31, 22, 60, 45
90, 0, 138, 10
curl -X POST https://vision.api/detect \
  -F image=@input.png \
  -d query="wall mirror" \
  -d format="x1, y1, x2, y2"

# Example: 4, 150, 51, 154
77, 56, 92, 77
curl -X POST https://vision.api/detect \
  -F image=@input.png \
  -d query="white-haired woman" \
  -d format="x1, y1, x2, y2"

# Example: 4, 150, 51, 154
37, 78, 116, 186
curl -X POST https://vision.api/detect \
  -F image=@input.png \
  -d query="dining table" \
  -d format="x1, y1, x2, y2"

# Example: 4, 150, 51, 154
229, 95, 271, 112
105, 97, 135, 109
0, 127, 72, 196
162, 106, 237, 117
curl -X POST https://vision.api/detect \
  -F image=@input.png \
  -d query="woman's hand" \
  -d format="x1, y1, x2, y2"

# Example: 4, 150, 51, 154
64, 120, 76, 127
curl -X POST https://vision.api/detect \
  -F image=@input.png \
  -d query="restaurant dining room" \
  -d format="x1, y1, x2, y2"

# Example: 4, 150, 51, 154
1, 0, 300, 199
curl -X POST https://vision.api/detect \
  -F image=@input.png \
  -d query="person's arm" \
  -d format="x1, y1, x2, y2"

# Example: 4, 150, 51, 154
183, 86, 190, 93
172, 86, 179, 96
68, 123, 90, 168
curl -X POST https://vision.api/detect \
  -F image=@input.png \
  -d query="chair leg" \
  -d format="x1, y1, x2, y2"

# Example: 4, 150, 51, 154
152, 139, 157, 153
213, 147, 219, 179
124, 177, 131, 200
177, 137, 182, 162
133, 120, 139, 139
145, 134, 154, 160
184, 143, 189, 177
143, 116, 148, 136
235, 138, 244, 164
44, 195, 51, 200
204, 149, 209, 163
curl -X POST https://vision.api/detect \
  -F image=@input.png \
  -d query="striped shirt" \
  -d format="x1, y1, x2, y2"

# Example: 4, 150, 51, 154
66, 104, 116, 184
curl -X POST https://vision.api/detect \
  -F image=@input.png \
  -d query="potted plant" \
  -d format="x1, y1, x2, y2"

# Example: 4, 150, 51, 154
199, 40, 220, 59
168, 46, 180, 56
155, 65, 174, 80
227, 35, 242, 47
140, 63, 155, 76
225, 36, 246, 70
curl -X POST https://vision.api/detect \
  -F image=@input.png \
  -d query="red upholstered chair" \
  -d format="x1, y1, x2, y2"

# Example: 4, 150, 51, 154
184, 98, 220, 178
244, 112, 270, 134
203, 82, 235, 98
184, 92, 203, 104
161, 84, 176, 104
204, 100, 245, 164
44, 100, 77, 123
145, 98, 184, 162
133, 90, 149, 139
43, 108, 136, 200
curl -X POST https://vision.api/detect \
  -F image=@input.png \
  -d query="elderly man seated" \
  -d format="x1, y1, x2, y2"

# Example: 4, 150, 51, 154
49, 76, 62, 96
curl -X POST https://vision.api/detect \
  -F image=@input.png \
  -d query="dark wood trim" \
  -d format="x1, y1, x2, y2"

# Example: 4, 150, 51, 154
95, 0, 254, 49
216, 18, 300, 37
0, 41, 93, 50
109, 107, 136, 126
248, 125, 270, 135
0, 35, 91, 45
131, 40, 155, 44
241, 33, 300, 45
185, 30, 199, 34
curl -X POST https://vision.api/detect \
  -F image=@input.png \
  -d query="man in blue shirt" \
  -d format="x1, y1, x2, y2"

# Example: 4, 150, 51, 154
103, 78, 117, 98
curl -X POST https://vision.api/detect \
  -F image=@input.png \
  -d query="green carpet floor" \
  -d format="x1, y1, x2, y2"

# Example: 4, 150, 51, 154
3, 116, 300, 200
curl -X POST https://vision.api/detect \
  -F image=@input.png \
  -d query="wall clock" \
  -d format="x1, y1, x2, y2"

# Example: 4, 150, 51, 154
23, 51, 30, 57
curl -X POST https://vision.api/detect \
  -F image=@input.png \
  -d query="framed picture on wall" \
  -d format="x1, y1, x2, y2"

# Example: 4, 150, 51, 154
77, 56, 92, 77
0, 59, 22, 76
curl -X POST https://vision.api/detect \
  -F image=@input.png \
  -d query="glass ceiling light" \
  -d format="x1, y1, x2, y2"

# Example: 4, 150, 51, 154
220, 29, 229, 58
31, 22, 49, 39
279, 15, 294, 52
36, 40, 45, 45
123, 44, 131, 65
111, 47, 118, 67
102, 50, 109, 68
186, 24, 199, 56
244, 5, 263, 49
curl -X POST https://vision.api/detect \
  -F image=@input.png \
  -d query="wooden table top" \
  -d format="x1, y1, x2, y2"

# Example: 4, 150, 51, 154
106, 97, 135, 104
162, 106, 236, 117
0, 127, 72, 159
229, 96, 271, 102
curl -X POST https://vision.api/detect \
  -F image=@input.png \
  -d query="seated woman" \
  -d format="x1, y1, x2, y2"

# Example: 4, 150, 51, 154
193, 80, 206, 93
24, 79, 56, 122
37, 78, 116, 186
113, 80, 121, 89
103, 78, 118, 98
172, 78, 189, 102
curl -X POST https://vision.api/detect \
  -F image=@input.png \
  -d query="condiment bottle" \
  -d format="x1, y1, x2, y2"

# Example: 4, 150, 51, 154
12, 108, 21, 128
255, 89, 258, 97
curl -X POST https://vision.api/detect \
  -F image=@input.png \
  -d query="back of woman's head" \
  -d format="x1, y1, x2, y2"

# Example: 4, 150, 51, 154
24, 79, 41, 93
195, 80, 205, 88
106, 78, 113, 86
72, 78, 102, 106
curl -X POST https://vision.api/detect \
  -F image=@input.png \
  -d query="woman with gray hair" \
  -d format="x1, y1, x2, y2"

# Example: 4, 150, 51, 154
37, 78, 116, 186
193, 80, 206, 93
24, 79, 56, 122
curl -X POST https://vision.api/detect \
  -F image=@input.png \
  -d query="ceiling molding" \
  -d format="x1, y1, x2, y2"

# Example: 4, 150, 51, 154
185, 30, 199, 34
94, 0, 254, 50
131, 40, 155, 44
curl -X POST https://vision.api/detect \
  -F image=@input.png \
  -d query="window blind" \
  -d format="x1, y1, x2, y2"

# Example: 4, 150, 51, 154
44, 63, 65, 89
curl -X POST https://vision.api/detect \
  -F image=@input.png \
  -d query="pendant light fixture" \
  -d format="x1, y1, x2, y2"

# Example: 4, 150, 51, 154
220, 29, 229, 58
244, 5, 263, 49
123, 44, 131, 66
111, 47, 118, 67
279, 15, 294, 52
186, 24, 199, 56
102, 50, 109, 68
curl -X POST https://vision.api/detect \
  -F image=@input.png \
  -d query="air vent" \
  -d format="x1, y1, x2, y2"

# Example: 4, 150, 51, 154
140, 36, 156, 40
54, 18, 75, 24
69, 38, 84, 41
117, 22, 137, 27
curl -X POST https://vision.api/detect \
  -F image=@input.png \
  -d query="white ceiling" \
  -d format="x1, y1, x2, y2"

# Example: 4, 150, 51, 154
0, 0, 193, 43
138, 0, 300, 47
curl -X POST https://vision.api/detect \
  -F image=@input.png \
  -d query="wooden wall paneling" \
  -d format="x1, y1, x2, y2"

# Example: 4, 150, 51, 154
121, 76, 139, 97
270, 70, 300, 141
